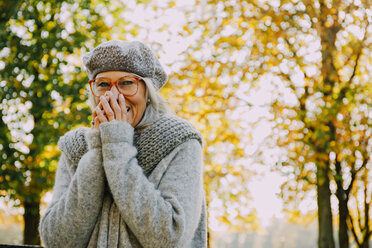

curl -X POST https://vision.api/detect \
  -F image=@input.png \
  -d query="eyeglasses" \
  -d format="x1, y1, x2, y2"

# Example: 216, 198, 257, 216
88, 76, 141, 97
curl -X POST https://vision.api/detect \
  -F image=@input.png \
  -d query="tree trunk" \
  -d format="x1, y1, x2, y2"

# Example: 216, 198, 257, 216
23, 200, 41, 245
361, 241, 369, 248
206, 187, 211, 248
317, 166, 335, 248
335, 160, 349, 248
360, 174, 370, 248
337, 191, 349, 248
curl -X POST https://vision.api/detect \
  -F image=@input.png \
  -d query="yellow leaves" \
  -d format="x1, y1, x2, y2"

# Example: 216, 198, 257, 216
46, 21, 55, 31
285, 209, 317, 225
235, 37, 245, 47
261, 15, 272, 24
324, 21, 333, 28
168, 1, 176, 8
236, 147, 244, 157
216, 36, 244, 48
42, 145, 59, 160
41, 54, 49, 68
222, 19, 230, 26
182, 26, 192, 35
0, 210, 23, 227
5, 175, 10, 181
315, 153, 330, 164
241, 213, 257, 224
329, 8, 337, 15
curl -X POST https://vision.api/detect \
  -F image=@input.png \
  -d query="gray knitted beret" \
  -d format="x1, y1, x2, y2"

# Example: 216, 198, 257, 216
82, 40, 168, 90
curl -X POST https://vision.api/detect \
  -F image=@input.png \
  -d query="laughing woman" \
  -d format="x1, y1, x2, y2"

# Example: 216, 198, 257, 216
39, 40, 207, 248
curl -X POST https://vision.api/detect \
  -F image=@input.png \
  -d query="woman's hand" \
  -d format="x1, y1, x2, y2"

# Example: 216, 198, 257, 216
91, 91, 128, 129
91, 116, 100, 130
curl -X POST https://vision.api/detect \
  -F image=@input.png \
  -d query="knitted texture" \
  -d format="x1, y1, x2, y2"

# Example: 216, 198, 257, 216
57, 127, 89, 165
82, 40, 168, 90
134, 114, 203, 176
57, 114, 203, 176
40, 115, 207, 248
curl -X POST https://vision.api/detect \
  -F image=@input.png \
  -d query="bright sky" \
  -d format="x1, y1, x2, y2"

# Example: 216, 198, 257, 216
249, 169, 286, 226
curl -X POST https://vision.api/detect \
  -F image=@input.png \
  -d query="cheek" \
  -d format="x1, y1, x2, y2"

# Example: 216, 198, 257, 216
129, 96, 146, 119
132, 85, 147, 110
132, 98, 146, 111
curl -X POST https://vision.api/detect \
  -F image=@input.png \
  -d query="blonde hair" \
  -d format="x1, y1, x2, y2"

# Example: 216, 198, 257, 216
87, 77, 171, 130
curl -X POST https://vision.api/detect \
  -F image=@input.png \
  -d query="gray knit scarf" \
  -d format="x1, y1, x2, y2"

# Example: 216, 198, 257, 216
58, 114, 203, 176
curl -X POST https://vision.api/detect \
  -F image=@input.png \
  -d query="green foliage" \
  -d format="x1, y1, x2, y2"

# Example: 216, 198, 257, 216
0, 0, 110, 205
0, 0, 22, 25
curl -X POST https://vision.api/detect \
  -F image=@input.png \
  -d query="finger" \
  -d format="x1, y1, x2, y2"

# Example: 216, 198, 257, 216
100, 96, 115, 121
94, 116, 100, 129
92, 107, 97, 120
96, 106, 108, 123
97, 95, 109, 110
119, 94, 128, 121
93, 96, 109, 121
91, 116, 98, 130
92, 108, 106, 121
92, 105, 100, 120
108, 91, 121, 121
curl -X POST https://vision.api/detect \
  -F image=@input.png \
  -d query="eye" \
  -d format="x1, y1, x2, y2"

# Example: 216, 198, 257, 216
94, 79, 110, 88
119, 81, 133, 85
118, 78, 135, 86
97, 82, 110, 87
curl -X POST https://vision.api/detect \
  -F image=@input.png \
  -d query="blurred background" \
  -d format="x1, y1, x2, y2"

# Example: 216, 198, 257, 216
0, 0, 371, 247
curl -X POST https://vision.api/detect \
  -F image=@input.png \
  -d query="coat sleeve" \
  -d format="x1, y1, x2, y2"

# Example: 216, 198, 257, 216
99, 121, 204, 248
39, 129, 106, 248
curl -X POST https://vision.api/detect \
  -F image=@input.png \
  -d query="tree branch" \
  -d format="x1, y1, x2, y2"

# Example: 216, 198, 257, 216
344, 7, 368, 87
357, 195, 364, 234
363, 170, 370, 244
348, 213, 361, 247
346, 159, 368, 196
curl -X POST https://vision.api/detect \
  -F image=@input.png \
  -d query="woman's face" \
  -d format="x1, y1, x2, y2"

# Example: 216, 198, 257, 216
94, 71, 147, 127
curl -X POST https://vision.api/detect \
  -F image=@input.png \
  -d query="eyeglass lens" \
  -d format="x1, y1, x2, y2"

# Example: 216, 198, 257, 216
92, 77, 138, 96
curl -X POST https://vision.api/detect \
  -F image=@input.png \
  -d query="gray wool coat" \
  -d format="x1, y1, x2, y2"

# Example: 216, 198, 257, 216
39, 118, 207, 248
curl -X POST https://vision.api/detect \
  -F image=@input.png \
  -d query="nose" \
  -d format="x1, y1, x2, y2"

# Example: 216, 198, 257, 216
105, 85, 119, 100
